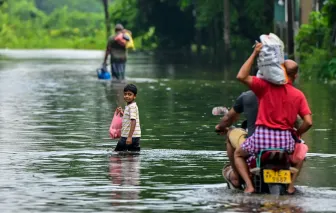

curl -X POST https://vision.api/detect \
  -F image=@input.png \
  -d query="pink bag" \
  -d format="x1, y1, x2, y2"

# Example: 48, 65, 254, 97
291, 143, 308, 164
109, 111, 122, 139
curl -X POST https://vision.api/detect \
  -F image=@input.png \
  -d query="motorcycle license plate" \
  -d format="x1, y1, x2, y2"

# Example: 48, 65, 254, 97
263, 169, 291, 184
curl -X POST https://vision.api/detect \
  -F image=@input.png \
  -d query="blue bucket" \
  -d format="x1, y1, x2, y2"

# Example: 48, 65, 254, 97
97, 67, 111, 80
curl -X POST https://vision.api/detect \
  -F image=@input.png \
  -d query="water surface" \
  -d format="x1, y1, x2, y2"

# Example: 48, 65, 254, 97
0, 50, 336, 212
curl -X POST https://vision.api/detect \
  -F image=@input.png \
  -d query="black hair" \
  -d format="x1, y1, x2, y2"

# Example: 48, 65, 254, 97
124, 84, 137, 95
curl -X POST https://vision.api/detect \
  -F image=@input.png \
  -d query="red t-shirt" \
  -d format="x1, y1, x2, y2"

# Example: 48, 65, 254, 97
250, 77, 311, 130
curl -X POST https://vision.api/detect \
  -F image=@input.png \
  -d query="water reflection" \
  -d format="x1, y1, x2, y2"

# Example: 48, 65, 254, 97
109, 153, 141, 206
102, 81, 127, 108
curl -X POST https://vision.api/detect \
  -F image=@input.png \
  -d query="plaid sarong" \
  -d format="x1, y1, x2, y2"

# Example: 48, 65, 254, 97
241, 126, 295, 155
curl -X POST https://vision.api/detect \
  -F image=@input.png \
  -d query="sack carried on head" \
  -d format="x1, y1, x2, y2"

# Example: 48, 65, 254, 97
256, 33, 288, 85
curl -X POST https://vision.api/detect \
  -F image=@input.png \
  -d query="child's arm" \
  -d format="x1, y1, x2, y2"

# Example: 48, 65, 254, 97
126, 119, 136, 144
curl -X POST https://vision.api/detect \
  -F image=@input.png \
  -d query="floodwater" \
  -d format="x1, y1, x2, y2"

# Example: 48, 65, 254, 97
0, 49, 336, 213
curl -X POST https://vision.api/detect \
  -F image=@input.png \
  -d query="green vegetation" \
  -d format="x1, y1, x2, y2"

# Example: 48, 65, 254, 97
0, 0, 273, 56
296, 0, 336, 79
135, 0, 274, 57
0, 0, 105, 49
1, 0, 335, 79
0, 0, 156, 49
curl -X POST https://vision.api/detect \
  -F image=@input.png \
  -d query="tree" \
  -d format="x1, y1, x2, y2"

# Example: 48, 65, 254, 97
287, 0, 294, 58
102, 0, 110, 39
223, 0, 230, 60
295, 0, 336, 78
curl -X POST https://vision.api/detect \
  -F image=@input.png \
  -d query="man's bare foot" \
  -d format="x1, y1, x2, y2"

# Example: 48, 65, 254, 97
287, 185, 296, 194
244, 185, 255, 194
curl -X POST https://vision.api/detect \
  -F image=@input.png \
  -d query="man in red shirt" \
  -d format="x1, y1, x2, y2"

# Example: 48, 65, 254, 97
234, 42, 313, 194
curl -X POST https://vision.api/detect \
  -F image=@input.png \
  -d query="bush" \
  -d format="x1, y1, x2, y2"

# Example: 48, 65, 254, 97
296, 0, 336, 79
0, 0, 157, 50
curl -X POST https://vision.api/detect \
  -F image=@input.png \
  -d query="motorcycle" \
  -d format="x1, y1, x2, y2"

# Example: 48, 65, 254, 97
247, 148, 298, 195
213, 106, 298, 195
222, 143, 299, 195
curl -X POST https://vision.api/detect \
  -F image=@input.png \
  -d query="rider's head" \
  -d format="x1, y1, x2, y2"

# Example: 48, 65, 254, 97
284, 59, 299, 82
115, 24, 124, 33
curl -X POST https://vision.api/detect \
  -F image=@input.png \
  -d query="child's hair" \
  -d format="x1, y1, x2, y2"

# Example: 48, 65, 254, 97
124, 84, 137, 95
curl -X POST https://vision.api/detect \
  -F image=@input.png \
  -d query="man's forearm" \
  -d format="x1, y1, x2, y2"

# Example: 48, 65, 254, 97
218, 109, 239, 131
219, 114, 237, 129
103, 50, 109, 63
236, 52, 257, 82
297, 114, 313, 137
103, 46, 111, 63
296, 121, 312, 137
219, 115, 234, 128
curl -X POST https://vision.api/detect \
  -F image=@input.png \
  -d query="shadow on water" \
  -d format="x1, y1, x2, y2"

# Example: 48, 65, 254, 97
0, 49, 336, 212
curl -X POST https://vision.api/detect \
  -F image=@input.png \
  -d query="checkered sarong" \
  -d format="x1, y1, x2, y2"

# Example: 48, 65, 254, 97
241, 126, 295, 155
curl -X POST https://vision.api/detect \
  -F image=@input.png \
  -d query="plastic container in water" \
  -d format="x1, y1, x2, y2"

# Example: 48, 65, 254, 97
97, 67, 111, 80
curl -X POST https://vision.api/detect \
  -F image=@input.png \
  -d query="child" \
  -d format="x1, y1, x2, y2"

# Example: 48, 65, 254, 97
114, 84, 141, 151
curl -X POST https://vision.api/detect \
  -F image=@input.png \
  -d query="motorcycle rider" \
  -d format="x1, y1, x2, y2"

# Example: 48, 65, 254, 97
233, 42, 313, 194
216, 89, 257, 189
217, 91, 306, 193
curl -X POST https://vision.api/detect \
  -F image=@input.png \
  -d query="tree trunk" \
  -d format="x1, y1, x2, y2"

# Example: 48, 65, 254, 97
102, 0, 111, 39
214, 18, 219, 60
287, 0, 294, 59
196, 29, 202, 55
223, 0, 230, 61
209, 21, 214, 61
193, 2, 202, 56
332, 24, 336, 46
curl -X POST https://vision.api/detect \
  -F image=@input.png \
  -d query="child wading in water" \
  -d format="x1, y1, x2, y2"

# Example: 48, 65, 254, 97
115, 84, 141, 151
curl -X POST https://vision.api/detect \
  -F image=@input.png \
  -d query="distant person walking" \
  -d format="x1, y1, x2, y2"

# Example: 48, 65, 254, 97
103, 24, 131, 80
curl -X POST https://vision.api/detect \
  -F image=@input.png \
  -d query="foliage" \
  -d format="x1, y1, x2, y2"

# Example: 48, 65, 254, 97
295, 12, 330, 61
296, 0, 336, 79
34, 0, 102, 13
322, 58, 336, 79
0, 0, 273, 55
136, 0, 273, 55
0, 0, 104, 49
136, 0, 195, 50
0, 0, 155, 50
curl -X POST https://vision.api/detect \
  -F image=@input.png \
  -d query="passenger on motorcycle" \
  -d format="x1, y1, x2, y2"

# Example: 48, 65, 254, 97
215, 90, 257, 189
234, 42, 313, 194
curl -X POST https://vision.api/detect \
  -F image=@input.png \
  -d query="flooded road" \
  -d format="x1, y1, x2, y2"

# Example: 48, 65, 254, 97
1, 49, 336, 212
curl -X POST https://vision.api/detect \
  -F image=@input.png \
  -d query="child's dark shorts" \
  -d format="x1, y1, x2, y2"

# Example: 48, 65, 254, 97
114, 137, 141, 151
